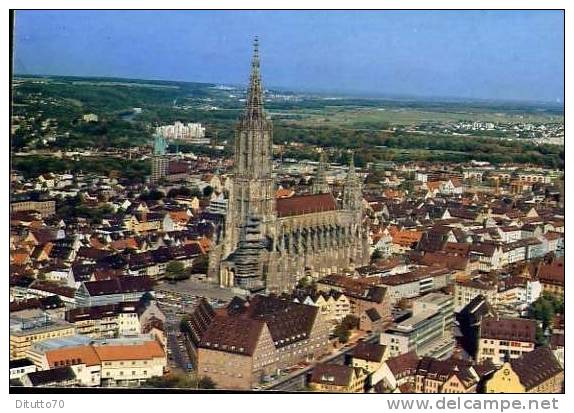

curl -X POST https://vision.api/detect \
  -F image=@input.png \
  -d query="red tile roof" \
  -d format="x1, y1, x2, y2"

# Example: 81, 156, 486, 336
538, 259, 564, 286
276, 193, 337, 217
480, 317, 536, 343
46, 346, 100, 367
93, 340, 165, 361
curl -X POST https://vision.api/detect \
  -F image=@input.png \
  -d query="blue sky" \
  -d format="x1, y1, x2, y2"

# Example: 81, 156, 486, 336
13, 10, 564, 102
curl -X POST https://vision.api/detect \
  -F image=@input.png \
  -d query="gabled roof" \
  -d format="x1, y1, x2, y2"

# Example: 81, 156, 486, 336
386, 350, 419, 377
46, 345, 101, 367
66, 301, 138, 322
480, 317, 536, 343
537, 259, 564, 286
231, 295, 319, 348
510, 347, 563, 391
77, 246, 111, 261
10, 358, 35, 369
92, 340, 164, 361
365, 307, 382, 322
82, 276, 153, 297
418, 252, 468, 271
10, 295, 65, 313
350, 342, 386, 363
276, 193, 337, 217
199, 316, 264, 356
469, 242, 499, 257
188, 295, 320, 355
310, 363, 355, 387
26, 366, 75, 386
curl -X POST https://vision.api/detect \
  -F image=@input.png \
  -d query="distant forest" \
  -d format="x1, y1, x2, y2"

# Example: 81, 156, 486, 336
11, 75, 565, 170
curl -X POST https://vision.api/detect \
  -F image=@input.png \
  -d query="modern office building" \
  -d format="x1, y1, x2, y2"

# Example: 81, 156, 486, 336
380, 293, 455, 360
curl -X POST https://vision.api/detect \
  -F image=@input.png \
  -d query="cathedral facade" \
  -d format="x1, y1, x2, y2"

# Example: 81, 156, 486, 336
209, 39, 369, 294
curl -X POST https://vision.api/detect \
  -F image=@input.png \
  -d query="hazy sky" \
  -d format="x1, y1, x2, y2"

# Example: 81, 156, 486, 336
13, 10, 564, 102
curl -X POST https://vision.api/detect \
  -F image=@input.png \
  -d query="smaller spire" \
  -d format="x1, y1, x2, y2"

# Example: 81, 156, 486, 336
343, 149, 362, 211
347, 150, 357, 180
312, 150, 330, 194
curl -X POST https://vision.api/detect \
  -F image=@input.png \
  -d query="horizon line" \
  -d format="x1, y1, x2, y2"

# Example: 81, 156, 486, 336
12, 72, 565, 108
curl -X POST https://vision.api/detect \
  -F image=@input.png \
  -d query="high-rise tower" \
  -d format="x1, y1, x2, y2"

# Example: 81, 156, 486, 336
151, 132, 169, 183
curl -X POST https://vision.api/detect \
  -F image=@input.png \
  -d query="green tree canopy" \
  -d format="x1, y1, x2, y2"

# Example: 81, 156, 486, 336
165, 260, 189, 281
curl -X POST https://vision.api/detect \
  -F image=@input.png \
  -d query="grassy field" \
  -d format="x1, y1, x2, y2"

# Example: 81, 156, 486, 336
273, 106, 564, 128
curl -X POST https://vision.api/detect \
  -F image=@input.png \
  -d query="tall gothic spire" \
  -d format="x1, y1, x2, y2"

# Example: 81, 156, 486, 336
244, 36, 264, 121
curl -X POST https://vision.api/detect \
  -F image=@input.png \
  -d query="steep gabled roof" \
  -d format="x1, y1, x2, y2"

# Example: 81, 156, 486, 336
82, 276, 153, 297
350, 342, 386, 363
276, 193, 337, 217
26, 366, 75, 386
310, 363, 355, 387
511, 347, 563, 391
480, 317, 536, 343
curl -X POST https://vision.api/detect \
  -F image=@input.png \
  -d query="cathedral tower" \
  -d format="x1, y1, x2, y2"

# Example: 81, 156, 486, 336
226, 37, 276, 252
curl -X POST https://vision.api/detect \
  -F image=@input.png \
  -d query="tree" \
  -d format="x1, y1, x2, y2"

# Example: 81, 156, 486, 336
296, 276, 315, 290
165, 260, 189, 281
529, 293, 564, 331
197, 376, 216, 389
398, 179, 414, 193
179, 315, 191, 333
202, 185, 214, 198
535, 325, 548, 347
341, 315, 360, 330
167, 186, 193, 199
371, 248, 384, 261
333, 323, 351, 344
333, 315, 359, 344
141, 189, 165, 201
191, 254, 209, 274
143, 372, 216, 389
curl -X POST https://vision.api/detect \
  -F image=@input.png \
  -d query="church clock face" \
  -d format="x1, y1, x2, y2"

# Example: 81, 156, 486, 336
503, 369, 510, 376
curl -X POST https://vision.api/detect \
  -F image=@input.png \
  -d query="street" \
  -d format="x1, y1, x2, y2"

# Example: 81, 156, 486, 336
155, 280, 234, 373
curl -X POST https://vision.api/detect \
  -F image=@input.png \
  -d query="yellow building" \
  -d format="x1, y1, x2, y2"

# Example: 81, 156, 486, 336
485, 347, 563, 393
28, 338, 166, 387
350, 342, 389, 374
293, 291, 351, 330
10, 312, 76, 360
95, 340, 166, 386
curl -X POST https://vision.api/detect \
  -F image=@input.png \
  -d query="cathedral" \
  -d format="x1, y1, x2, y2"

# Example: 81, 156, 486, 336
208, 38, 369, 294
